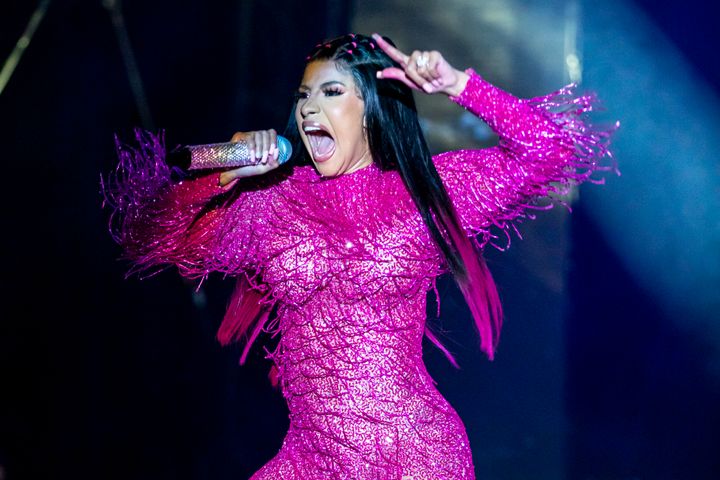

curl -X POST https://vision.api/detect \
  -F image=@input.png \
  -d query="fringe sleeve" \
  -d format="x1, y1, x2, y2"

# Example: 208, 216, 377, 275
101, 130, 269, 281
434, 69, 620, 250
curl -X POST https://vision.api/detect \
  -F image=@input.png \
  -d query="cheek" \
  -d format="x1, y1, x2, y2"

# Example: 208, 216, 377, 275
294, 110, 307, 146
334, 108, 365, 141
347, 102, 366, 137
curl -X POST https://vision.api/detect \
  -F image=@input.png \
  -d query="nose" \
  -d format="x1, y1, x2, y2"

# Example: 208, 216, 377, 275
299, 94, 319, 118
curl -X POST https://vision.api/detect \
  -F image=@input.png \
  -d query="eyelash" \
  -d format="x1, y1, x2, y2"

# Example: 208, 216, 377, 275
294, 87, 343, 101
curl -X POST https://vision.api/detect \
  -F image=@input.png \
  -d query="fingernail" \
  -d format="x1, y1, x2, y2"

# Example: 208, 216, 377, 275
376, 71, 383, 79
422, 83, 432, 93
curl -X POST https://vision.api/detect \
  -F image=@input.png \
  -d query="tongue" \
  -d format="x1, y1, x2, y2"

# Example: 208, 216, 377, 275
308, 133, 335, 159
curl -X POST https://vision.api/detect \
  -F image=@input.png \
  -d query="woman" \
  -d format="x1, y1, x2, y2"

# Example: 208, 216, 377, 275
105, 33, 616, 479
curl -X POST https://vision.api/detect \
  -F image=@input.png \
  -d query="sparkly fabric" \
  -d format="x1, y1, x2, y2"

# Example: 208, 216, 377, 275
103, 70, 617, 479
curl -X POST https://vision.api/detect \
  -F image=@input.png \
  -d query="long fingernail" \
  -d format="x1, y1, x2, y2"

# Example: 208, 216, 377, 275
376, 71, 383, 79
422, 83, 432, 93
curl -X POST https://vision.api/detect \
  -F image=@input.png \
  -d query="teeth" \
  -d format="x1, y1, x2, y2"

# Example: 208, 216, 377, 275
303, 126, 322, 133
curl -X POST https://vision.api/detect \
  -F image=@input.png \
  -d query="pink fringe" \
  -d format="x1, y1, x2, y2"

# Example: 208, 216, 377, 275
436, 76, 619, 361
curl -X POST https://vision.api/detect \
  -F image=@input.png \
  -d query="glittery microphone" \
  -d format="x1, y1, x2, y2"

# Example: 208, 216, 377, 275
166, 135, 293, 170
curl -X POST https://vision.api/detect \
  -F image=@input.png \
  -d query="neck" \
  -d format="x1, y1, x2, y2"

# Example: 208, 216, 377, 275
343, 149, 373, 175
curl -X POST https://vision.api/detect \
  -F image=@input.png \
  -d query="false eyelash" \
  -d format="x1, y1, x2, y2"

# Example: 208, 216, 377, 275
293, 88, 343, 102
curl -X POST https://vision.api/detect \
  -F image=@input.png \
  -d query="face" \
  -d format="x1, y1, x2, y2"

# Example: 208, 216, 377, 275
295, 60, 372, 177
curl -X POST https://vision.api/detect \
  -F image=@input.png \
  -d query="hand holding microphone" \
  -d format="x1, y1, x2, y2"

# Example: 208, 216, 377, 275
165, 129, 292, 187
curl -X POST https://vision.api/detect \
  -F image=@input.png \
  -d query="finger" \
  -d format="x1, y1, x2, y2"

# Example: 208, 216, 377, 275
252, 132, 262, 159
422, 52, 445, 91
376, 67, 422, 91
414, 51, 430, 73
427, 52, 441, 79
268, 129, 278, 161
371, 33, 408, 66
269, 128, 277, 151
406, 50, 434, 93
254, 131, 264, 160
260, 130, 269, 164
247, 133, 258, 160
427, 52, 444, 88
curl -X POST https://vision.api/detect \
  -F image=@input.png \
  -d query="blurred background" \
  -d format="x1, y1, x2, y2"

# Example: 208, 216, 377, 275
1, 0, 718, 479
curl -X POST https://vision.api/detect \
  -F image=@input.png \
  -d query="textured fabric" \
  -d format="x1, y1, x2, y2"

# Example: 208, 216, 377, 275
103, 70, 616, 479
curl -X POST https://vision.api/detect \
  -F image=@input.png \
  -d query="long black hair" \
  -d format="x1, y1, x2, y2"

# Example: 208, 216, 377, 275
283, 33, 502, 360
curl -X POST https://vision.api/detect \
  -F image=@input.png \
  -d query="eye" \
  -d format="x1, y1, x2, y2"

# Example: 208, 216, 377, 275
293, 91, 309, 102
323, 87, 343, 97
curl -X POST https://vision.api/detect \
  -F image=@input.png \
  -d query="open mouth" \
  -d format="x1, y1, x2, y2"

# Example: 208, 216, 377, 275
303, 122, 336, 162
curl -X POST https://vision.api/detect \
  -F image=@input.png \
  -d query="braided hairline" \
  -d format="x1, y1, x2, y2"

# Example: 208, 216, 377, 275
306, 33, 378, 62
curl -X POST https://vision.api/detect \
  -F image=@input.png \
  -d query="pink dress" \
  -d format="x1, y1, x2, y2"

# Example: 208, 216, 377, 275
104, 70, 616, 479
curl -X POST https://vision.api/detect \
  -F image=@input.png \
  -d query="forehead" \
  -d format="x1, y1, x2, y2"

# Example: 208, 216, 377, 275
299, 60, 356, 88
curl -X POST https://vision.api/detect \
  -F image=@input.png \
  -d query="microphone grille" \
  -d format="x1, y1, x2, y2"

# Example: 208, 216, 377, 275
277, 135, 293, 164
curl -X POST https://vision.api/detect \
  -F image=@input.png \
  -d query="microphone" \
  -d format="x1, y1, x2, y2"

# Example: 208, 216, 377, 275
166, 135, 293, 170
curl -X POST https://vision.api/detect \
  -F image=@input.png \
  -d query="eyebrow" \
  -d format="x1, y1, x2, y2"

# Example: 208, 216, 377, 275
298, 80, 346, 90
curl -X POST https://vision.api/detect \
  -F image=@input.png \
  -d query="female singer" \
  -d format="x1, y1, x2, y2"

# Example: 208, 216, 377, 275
104, 33, 616, 479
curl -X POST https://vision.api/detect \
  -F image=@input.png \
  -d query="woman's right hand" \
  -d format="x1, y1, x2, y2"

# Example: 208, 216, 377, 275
218, 129, 282, 187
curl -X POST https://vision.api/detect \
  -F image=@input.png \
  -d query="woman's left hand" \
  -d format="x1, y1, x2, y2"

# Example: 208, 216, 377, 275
372, 33, 469, 97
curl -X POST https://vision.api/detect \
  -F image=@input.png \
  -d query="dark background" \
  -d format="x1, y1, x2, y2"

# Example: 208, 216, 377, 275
1, 0, 718, 479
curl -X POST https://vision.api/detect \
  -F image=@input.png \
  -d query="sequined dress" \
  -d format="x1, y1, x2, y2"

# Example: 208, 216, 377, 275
105, 70, 615, 479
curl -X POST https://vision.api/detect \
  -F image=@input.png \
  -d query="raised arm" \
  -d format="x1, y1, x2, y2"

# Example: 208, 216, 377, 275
373, 33, 618, 251
435, 70, 617, 249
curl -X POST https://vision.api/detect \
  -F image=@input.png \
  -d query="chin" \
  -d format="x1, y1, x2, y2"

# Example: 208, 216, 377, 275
311, 154, 345, 177
313, 162, 341, 177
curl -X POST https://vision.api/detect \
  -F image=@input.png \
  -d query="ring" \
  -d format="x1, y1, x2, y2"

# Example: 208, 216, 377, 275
416, 54, 428, 69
